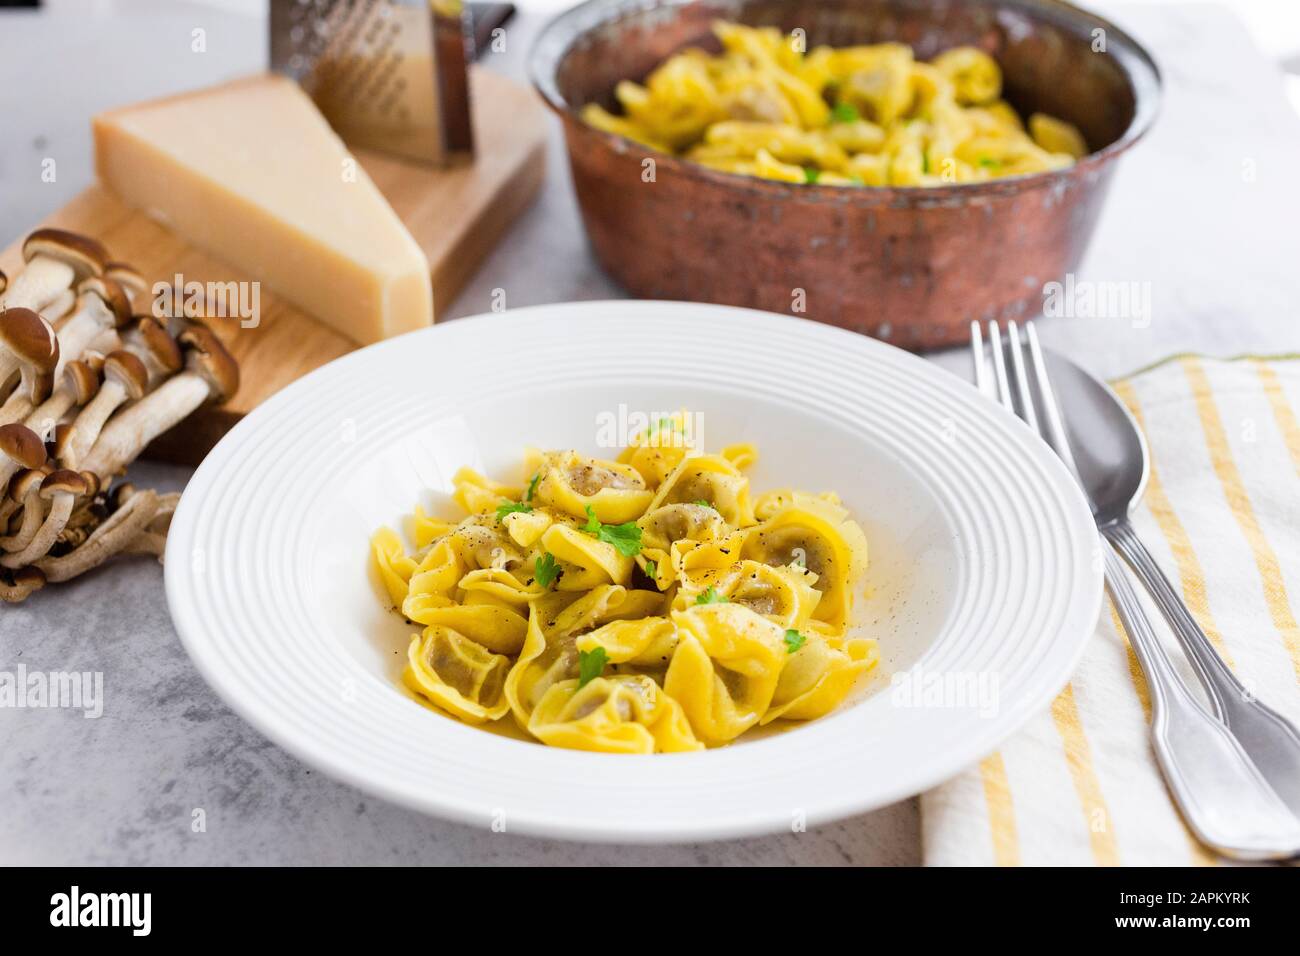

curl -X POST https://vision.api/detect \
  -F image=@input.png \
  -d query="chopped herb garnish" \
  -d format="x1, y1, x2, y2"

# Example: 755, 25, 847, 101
496, 501, 532, 522
695, 585, 729, 606
525, 473, 540, 502
644, 558, 658, 580
577, 647, 608, 689
978, 156, 999, 168
693, 499, 712, 508
921, 152, 930, 174
784, 629, 807, 653
830, 102, 860, 123
803, 167, 820, 184
600, 522, 643, 557
582, 505, 643, 557
534, 552, 559, 588
644, 416, 677, 438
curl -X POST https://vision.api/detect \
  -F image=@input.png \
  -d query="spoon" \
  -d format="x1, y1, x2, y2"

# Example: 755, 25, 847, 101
1043, 350, 1300, 817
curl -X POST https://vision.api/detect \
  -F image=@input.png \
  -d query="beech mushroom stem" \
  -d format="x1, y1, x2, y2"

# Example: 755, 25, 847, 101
63, 351, 145, 469
0, 342, 59, 427
123, 530, 167, 559
35, 487, 159, 583
0, 229, 108, 315
0, 567, 45, 603
83, 373, 208, 478
0, 485, 45, 552
22, 356, 103, 445
54, 276, 131, 379
42, 288, 78, 324
82, 327, 238, 480
1, 470, 90, 568
0, 257, 74, 313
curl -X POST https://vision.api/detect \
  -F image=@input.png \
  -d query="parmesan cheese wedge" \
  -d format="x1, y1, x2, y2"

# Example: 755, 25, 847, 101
93, 74, 433, 345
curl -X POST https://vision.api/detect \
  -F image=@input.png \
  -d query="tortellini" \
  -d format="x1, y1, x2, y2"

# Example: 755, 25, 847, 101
581, 22, 1087, 187
665, 604, 788, 745
534, 450, 653, 523
370, 427, 877, 753
404, 626, 512, 724
529, 676, 702, 754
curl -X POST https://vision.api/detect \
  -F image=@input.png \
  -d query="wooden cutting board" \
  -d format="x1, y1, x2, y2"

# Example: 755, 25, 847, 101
0, 67, 548, 465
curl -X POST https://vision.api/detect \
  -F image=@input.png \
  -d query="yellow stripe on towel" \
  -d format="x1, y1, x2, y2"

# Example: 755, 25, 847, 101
978, 751, 1021, 867
1255, 361, 1300, 480
1182, 357, 1300, 683
1050, 684, 1121, 866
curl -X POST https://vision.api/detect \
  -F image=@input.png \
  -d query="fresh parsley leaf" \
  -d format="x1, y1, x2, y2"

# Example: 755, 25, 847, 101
830, 102, 860, 123
644, 558, 658, 581
695, 585, 729, 606
582, 505, 643, 557
577, 647, 608, 689
534, 552, 559, 588
496, 501, 532, 522
784, 628, 807, 653
525, 473, 540, 502
598, 521, 642, 557
803, 166, 820, 184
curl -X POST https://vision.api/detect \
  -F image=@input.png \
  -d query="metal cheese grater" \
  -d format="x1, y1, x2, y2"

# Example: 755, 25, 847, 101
271, 0, 474, 166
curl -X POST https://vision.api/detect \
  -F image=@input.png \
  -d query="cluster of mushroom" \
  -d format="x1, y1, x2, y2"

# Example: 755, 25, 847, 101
0, 228, 239, 602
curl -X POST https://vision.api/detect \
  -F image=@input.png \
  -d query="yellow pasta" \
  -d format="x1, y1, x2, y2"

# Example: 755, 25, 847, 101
580, 21, 1085, 187
370, 426, 877, 753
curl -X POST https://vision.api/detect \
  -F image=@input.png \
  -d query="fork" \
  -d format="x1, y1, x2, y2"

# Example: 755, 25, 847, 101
972, 319, 1300, 861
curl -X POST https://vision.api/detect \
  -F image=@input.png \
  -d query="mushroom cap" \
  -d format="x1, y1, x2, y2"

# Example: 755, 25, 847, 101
178, 325, 239, 403
0, 423, 46, 469
80, 470, 102, 498
0, 307, 59, 371
104, 262, 147, 298
103, 350, 149, 400
8, 467, 46, 503
129, 317, 183, 373
77, 275, 133, 328
49, 422, 74, 462
40, 468, 90, 500
63, 357, 103, 405
22, 228, 108, 279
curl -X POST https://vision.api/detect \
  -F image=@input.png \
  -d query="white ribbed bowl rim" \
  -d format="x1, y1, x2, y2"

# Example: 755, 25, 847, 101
165, 301, 1102, 843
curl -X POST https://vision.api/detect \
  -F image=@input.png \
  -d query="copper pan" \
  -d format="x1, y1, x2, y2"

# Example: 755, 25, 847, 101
530, 0, 1161, 350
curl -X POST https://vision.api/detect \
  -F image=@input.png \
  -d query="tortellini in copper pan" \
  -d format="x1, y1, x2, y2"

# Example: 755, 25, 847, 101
581, 22, 1088, 188
370, 424, 877, 754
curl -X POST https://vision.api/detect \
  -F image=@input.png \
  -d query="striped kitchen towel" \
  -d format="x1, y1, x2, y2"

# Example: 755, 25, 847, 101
921, 355, 1300, 866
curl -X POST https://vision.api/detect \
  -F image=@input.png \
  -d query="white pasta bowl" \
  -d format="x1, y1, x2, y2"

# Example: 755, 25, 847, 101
165, 301, 1102, 842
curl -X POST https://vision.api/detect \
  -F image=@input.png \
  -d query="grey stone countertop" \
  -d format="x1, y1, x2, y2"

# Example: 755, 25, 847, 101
1, 1, 1297, 865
